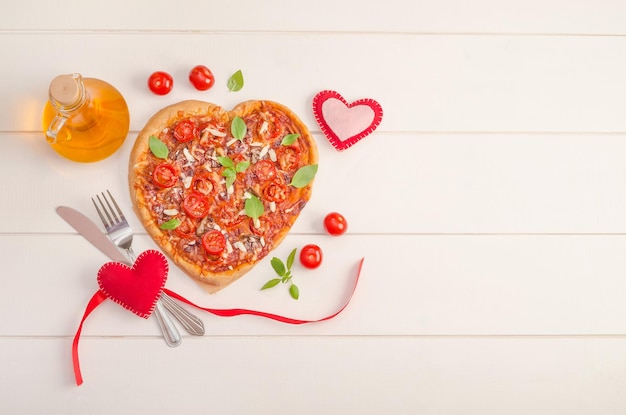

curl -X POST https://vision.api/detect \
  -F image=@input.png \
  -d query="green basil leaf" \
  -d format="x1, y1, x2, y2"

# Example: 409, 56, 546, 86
245, 194, 264, 219
149, 136, 169, 159
159, 218, 181, 230
289, 284, 300, 300
271, 257, 286, 276
227, 69, 244, 92
261, 278, 281, 290
231, 116, 247, 141
222, 168, 236, 178
218, 156, 234, 168
281, 134, 299, 146
236, 160, 250, 173
286, 248, 297, 270
225, 175, 236, 189
290, 164, 318, 188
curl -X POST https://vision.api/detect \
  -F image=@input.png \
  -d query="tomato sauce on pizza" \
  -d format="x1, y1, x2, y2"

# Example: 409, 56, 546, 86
129, 100, 318, 292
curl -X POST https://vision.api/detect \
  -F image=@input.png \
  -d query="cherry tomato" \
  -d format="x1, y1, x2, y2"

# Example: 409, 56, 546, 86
323, 212, 348, 236
254, 159, 277, 182
263, 180, 289, 203
173, 119, 199, 143
266, 116, 284, 140
148, 71, 173, 95
183, 191, 211, 219
202, 230, 226, 255
300, 244, 323, 269
277, 145, 301, 171
192, 172, 216, 196
219, 203, 244, 227
152, 163, 177, 188
175, 217, 196, 239
189, 65, 215, 91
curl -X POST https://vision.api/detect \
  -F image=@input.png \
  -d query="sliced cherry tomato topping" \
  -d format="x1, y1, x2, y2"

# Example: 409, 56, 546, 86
263, 180, 289, 203
255, 159, 277, 182
277, 145, 301, 171
219, 204, 244, 227
300, 244, 323, 269
189, 65, 215, 91
267, 116, 284, 140
175, 217, 196, 239
202, 230, 226, 255
152, 163, 177, 188
173, 119, 199, 143
182, 191, 211, 219
148, 71, 173, 95
192, 173, 216, 196
323, 212, 348, 236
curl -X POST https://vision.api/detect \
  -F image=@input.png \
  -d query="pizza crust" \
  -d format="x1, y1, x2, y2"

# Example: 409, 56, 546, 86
129, 100, 317, 293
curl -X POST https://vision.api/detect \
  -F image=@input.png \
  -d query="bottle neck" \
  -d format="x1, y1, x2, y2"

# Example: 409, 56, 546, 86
49, 73, 86, 114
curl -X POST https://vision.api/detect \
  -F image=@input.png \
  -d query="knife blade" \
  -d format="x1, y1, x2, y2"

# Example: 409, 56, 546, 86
56, 205, 205, 338
57, 206, 128, 264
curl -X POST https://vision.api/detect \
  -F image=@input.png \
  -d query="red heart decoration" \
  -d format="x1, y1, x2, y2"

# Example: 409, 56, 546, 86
312, 90, 383, 151
97, 250, 168, 318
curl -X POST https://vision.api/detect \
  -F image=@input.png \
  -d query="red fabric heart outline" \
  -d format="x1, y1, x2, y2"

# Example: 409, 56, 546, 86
312, 90, 383, 151
96, 250, 168, 318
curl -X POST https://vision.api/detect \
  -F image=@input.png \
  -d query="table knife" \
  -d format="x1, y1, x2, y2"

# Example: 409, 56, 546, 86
56, 206, 204, 338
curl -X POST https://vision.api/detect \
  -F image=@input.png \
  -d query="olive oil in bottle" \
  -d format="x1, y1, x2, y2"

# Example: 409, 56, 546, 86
42, 73, 130, 162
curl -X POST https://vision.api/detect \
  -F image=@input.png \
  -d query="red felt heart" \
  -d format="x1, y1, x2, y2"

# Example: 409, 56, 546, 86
97, 250, 168, 318
312, 90, 383, 151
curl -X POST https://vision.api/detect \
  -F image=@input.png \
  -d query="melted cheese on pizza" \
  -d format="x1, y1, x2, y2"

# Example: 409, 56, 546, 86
135, 102, 315, 274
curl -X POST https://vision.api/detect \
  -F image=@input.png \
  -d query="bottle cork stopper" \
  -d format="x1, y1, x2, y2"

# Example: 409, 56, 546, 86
49, 74, 81, 106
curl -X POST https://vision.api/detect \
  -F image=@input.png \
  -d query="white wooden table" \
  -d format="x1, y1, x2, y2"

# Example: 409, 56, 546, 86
2, 1, 626, 413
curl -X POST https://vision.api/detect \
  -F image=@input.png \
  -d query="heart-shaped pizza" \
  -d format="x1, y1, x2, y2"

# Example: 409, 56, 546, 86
129, 100, 318, 293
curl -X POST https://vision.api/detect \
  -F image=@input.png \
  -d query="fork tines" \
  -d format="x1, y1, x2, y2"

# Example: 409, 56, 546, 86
92, 190, 125, 229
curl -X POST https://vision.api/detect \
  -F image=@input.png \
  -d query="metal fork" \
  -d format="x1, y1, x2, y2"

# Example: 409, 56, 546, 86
92, 191, 203, 345
92, 191, 204, 337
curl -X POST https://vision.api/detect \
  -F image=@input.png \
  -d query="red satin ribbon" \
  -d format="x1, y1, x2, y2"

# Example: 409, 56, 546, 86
72, 290, 107, 386
72, 258, 364, 386
164, 257, 364, 323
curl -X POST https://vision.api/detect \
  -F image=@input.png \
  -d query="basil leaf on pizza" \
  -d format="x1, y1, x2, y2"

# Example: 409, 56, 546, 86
231, 116, 246, 141
281, 133, 299, 146
218, 156, 234, 168
149, 136, 169, 159
129, 100, 318, 293
290, 164, 318, 188
159, 218, 181, 230
236, 161, 250, 173
245, 194, 264, 220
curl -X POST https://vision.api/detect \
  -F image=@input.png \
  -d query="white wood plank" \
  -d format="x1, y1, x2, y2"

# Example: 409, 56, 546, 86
3, 0, 626, 35
3, 234, 626, 336
2, 33, 626, 134
5, 132, 626, 234
2, 2, 626, 413
2, 336, 625, 414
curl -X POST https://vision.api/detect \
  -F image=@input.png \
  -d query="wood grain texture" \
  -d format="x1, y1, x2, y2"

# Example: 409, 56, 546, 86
2, 0, 626, 413
2, 0, 626, 34
2, 337, 626, 414
2, 34, 626, 133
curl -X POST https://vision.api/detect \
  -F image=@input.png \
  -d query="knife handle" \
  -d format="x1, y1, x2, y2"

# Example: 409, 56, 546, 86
154, 299, 182, 347
160, 293, 205, 336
